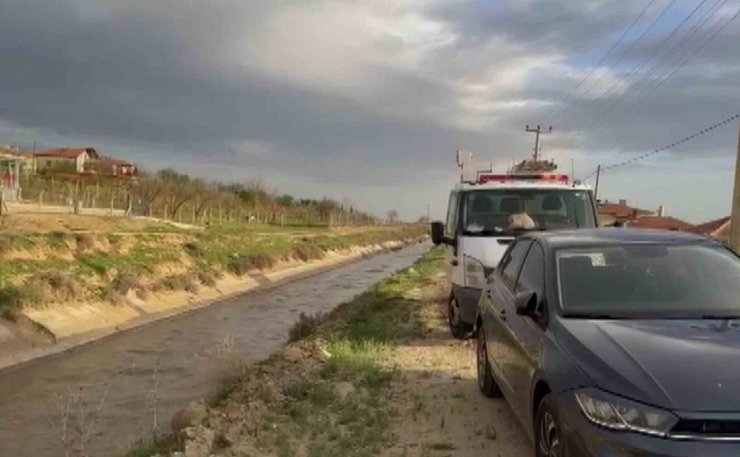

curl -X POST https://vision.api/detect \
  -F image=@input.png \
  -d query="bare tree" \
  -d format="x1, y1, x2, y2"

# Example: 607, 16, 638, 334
386, 209, 399, 224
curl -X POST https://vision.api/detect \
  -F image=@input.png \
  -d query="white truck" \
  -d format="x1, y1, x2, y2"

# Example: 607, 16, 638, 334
431, 168, 598, 338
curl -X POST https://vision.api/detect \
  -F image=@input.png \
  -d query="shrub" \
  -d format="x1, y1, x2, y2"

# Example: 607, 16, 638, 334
292, 244, 324, 262
183, 242, 202, 257
288, 312, 323, 342
74, 233, 95, 252
0, 286, 23, 319
47, 232, 69, 250
227, 254, 277, 275
0, 281, 55, 318
252, 254, 277, 270
111, 272, 142, 295
0, 236, 12, 256
37, 270, 82, 300
197, 269, 217, 287
159, 274, 198, 293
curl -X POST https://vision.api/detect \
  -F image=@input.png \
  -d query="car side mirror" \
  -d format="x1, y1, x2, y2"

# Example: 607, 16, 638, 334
515, 290, 538, 317
430, 221, 446, 245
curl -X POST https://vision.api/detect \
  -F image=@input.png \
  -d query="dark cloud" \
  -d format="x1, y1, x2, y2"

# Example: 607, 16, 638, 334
0, 0, 737, 219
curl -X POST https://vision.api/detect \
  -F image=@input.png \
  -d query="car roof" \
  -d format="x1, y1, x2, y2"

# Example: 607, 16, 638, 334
521, 227, 721, 249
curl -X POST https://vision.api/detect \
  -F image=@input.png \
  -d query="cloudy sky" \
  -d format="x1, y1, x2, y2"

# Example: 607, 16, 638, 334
1, 0, 738, 222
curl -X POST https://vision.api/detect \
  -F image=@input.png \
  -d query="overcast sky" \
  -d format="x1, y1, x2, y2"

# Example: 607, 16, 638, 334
1, 0, 738, 222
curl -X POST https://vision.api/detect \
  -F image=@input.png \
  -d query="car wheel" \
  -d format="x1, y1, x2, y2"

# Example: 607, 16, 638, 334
476, 326, 502, 398
535, 394, 564, 457
448, 294, 472, 339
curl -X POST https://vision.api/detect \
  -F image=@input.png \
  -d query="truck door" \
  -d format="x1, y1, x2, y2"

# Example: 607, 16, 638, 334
444, 191, 463, 284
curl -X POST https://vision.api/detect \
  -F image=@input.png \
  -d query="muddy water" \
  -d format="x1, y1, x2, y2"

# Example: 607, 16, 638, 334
0, 242, 430, 457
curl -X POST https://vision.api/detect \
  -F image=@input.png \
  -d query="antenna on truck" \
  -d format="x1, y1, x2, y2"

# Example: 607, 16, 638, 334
525, 125, 552, 162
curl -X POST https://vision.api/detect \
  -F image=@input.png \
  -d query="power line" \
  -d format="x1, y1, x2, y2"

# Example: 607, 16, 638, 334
587, 0, 736, 132
541, 0, 658, 121
571, 0, 679, 122
576, 0, 712, 125
581, 111, 740, 181
609, 2, 739, 125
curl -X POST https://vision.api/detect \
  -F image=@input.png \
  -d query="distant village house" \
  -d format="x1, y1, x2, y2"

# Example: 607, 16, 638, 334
34, 147, 100, 174
32, 147, 138, 178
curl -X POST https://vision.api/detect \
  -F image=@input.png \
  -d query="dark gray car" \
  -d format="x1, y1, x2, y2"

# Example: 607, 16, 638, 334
475, 228, 740, 457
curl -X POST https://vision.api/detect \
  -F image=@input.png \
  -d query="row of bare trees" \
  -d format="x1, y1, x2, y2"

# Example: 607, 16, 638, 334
20, 169, 378, 226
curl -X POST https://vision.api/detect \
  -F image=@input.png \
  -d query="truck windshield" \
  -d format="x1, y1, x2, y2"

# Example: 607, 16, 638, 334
462, 189, 595, 235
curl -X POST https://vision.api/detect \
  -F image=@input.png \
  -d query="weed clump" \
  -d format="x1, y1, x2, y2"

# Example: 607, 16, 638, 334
74, 233, 95, 252
111, 272, 143, 295
227, 253, 277, 275
0, 236, 12, 256
47, 231, 69, 250
35, 270, 82, 300
183, 241, 202, 257
0, 286, 26, 319
292, 244, 324, 262
197, 269, 219, 287
0, 269, 84, 318
288, 312, 323, 342
157, 274, 199, 293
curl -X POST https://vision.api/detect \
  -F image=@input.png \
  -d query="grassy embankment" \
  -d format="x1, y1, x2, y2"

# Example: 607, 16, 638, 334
126, 247, 446, 457
0, 213, 426, 320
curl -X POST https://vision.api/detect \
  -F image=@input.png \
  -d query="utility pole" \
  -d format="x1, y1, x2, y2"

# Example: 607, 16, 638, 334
525, 125, 552, 161
730, 125, 740, 252
594, 165, 602, 201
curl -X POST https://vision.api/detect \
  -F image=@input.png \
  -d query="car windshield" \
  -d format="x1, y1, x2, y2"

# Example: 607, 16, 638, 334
558, 244, 740, 318
462, 189, 595, 235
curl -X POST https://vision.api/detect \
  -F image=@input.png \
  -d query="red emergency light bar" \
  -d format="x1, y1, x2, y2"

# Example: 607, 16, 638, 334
477, 173, 569, 184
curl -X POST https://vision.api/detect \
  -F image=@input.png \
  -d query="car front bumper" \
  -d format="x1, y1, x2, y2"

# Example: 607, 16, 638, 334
558, 392, 740, 457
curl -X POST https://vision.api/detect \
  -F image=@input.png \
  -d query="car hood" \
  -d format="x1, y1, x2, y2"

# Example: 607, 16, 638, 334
460, 236, 514, 268
557, 318, 740, 411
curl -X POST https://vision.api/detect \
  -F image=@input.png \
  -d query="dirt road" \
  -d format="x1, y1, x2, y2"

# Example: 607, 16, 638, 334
380, 273, 531, 457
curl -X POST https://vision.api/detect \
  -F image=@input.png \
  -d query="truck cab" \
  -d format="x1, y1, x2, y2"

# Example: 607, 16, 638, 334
431, 172, 597, 338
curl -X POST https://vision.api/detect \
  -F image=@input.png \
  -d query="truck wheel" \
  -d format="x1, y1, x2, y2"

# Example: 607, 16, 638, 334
448, 293, 472, 339
476, 327, 503, 398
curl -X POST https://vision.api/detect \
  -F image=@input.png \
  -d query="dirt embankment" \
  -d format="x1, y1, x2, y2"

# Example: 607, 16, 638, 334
131, 248, 531, 457
0, 213, 427, 367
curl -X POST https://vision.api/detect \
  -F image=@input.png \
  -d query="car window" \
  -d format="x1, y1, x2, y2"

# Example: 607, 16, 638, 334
557, 244, 740, 318
500, 240, 532, 290
516, 242, 544, 300
445, 191, 459, 237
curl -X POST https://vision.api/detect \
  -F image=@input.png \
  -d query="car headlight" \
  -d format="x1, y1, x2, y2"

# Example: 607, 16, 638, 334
464, 255, 487, 288
574, 388, 678, 437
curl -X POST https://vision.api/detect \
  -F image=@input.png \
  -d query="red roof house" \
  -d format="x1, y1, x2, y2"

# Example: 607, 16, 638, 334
690, 216, 731, 242
627, 216, 694, 231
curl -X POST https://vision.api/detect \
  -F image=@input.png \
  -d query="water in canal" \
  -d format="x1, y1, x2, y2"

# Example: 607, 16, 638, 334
0, 242, 431, 456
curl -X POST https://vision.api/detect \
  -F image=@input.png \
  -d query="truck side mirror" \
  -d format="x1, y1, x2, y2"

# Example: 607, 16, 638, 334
430, 221, 445, 245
